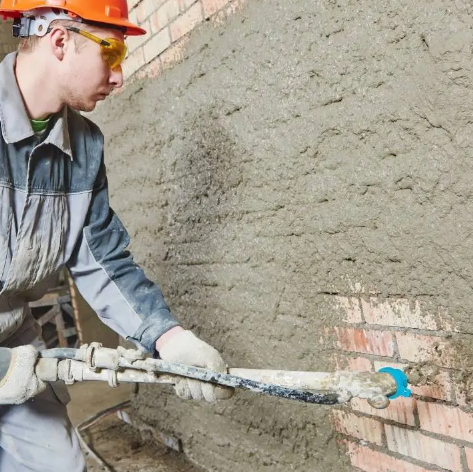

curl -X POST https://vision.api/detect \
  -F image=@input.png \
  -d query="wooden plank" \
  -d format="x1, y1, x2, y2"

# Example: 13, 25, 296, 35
55, 311, 67, 348
63, 327, 77, 338
38, 306, 60, 326
29, 293, 60, 308
29, 289, 69, 309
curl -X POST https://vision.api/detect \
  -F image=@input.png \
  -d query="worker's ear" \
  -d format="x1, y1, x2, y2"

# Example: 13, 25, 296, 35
49, 26, 70, 61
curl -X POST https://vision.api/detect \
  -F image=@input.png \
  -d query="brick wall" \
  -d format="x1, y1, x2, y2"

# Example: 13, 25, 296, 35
331, 295, 473, 472
124, 0, 246, 80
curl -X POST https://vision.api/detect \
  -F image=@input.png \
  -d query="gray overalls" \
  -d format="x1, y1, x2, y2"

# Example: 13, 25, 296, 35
0, 52, 179, 471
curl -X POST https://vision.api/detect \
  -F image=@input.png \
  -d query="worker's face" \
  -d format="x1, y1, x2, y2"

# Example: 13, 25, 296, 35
57, 26, 125, 112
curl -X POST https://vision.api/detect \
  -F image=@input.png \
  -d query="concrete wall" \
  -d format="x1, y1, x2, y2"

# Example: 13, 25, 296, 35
91, 0, 473, 470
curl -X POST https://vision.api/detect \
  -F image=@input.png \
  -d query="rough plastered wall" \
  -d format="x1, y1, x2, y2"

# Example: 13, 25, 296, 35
91, 0, 473, 471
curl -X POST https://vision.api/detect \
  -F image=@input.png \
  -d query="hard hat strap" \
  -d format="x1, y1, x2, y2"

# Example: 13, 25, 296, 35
12, 8, 81, 38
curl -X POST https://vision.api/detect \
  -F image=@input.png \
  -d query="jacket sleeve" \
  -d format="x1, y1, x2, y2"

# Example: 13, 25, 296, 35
0, 348, 11, 382
66, 163, 180, 352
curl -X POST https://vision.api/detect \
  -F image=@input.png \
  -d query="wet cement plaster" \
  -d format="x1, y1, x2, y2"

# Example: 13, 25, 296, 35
92, 0, 473, 469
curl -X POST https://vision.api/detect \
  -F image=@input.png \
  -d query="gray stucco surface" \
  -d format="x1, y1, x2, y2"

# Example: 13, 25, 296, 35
92, 0, 473, 469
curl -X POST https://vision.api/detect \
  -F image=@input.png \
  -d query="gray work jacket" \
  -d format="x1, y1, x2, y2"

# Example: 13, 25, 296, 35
0, 52, 179, 352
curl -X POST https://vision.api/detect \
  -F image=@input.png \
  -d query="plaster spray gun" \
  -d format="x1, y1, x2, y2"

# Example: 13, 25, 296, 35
35, 342, 411, 409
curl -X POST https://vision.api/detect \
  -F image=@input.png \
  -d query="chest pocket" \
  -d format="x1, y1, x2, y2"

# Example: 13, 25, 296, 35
0, 187, 13, 287
1, 193, 69, 294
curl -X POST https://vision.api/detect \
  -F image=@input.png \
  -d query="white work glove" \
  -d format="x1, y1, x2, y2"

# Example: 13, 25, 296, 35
0, 345, 46, 404
158, 330, 234, 402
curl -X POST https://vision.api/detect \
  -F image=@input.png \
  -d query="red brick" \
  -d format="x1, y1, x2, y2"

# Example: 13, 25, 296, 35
466, 447, 473, 470
346, 441, 438, 472
454, 384, 468, 407
135, 0, 163, 22
361, 297, 437, 330
418, 401, 473, 443
331, 354, 373, 371
126, 20, 150, 52
170, 2, 204, 42
385, 425, 462, 472
348, 356, 373, 371
351, 397, 417, 427
335, 327, 395, 357
159, 39, 187, 70
372, 360, 452, 402
129, 0, 141, 9
412, 376, 453, 401
332, 410, 384, 446
152, 0, 181, 33
374, 360, 406, 370
202, 0, 231, 18
143, 29, 171, 63
452, 371, 473, 406
142, 57, 162, 79
128, 7, 138, 25
135, 1, 147, 23
122, 47, 145, 79
180, 0, 200, 11
335, 296, 363, 323
396, 333, 457, 368
373, 360, 407, 371
211, 0, 246, 24
435, 305, 461, 332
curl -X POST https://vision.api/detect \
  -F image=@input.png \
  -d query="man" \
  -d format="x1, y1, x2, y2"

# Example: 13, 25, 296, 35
0, 1, 233, 470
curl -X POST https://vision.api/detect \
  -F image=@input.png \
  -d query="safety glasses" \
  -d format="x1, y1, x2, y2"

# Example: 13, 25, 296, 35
65, 26, 127, 70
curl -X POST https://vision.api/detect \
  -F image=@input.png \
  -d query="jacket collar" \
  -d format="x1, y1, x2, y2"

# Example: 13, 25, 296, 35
0, 52, 73, 160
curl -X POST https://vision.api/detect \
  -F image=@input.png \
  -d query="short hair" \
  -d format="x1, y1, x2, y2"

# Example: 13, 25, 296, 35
18, 19, 94, 54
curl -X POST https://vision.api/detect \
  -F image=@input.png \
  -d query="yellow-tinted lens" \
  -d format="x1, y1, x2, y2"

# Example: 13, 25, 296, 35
101, 39, 127, 70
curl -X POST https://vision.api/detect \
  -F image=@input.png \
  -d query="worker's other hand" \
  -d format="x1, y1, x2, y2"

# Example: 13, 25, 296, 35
157, 329, 234, 402
0, 345, 46, 404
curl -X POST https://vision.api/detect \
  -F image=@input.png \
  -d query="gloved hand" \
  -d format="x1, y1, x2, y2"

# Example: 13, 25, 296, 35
0, 345, 46, 404
158, 330, 234, 402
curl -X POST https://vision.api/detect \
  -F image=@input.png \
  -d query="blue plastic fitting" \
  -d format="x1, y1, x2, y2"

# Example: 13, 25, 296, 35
378, 367, 412, 400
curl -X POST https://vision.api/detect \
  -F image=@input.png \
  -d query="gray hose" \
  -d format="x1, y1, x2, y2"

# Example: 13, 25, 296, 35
39, 348, 83, 360
39, 348, 341, 405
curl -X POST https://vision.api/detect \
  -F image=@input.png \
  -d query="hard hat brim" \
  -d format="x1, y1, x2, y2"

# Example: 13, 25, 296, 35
0, 4, 147, 36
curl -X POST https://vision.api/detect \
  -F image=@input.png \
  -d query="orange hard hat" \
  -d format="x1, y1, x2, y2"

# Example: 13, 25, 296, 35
0, 0, 146, 36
